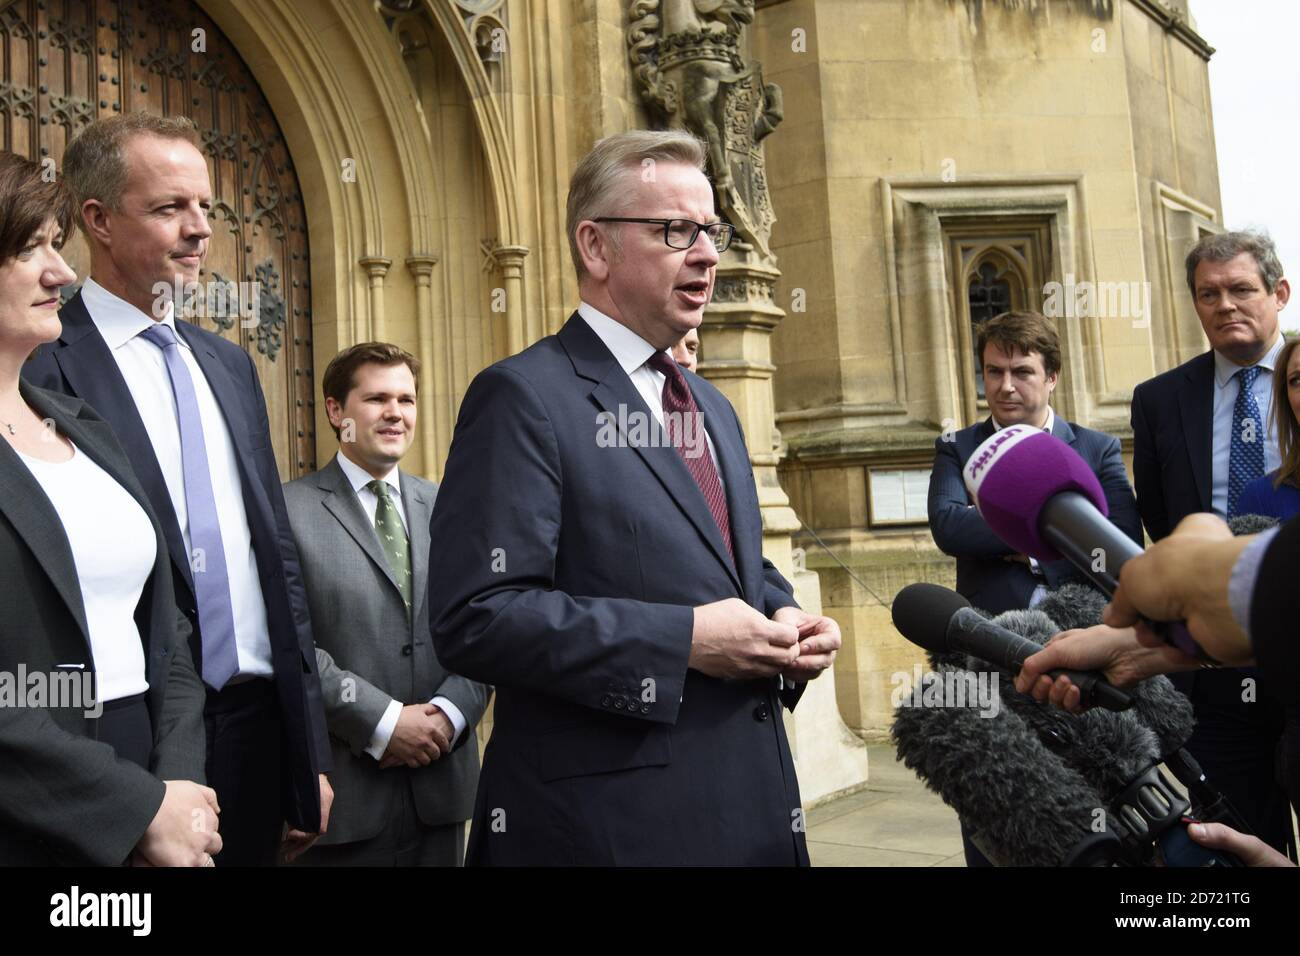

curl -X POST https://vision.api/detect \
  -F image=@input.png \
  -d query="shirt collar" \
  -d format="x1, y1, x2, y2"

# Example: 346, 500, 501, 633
335, 450, 401, 499
81, 276, 184, 351
993, 405, 1054, 434
577, 301, 666, 376
1213, 333, 1284, 389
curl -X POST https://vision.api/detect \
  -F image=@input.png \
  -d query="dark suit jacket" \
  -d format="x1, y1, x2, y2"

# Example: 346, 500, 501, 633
1130, 351, 1215, 541
928, 415, 1143, 614
1253, 515, 1300, 713
283, 457, 489, 846
0, 382, 206, 866
427, 313, 806, 866
22, 290, 330, 831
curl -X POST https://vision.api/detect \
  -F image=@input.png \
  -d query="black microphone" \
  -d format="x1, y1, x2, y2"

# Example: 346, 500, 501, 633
892, 583, 1133, 711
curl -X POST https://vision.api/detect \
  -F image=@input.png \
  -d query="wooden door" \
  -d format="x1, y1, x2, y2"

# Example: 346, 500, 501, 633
0, 0, 316, 477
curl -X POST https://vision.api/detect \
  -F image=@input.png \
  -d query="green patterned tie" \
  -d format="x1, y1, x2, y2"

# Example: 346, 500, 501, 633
367, 479, 412, 611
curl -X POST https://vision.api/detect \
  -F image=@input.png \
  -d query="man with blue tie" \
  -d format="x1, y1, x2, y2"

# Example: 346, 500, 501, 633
1130, 229, 1293, 855
23, 112, 332, 865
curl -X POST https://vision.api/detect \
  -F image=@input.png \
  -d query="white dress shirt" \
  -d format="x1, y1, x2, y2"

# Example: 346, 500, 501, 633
1211, 335, 1284, 517
18, 442, 154, 702
332, 452, 467, 759
577, 301, 723, 484
80, 277, 273, 678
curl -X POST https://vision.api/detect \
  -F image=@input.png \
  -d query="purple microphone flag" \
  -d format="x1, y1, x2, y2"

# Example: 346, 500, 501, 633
962, 425, 1109, 561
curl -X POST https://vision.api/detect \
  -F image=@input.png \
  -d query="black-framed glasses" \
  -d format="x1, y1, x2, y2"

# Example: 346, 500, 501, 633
593, 217, 734, 253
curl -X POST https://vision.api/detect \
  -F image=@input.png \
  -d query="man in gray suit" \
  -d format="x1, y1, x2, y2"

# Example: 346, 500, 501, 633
283, 343, 490, 865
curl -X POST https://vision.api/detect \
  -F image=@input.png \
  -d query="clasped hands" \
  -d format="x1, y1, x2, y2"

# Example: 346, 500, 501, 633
378, 702, 456, 769
689, 597, 841, 682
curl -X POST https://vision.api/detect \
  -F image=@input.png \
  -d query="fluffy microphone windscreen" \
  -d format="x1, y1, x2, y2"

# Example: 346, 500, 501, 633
891, 583, 970, 653
962, 426, 1108, 561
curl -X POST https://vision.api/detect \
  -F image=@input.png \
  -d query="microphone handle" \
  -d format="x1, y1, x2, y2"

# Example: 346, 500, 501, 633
948, 608, 1133, 711
1039, 493, 1213, 661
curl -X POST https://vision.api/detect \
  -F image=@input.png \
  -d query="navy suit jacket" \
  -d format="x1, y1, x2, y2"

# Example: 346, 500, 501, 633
928, 415, 1143, 615
427, 312, 807, 866
1130, 351, 1215, 541
22, 290, 330, 831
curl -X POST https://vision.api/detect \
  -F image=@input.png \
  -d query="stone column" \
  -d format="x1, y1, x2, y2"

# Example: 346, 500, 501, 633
406, 253, 440, 475
359, 255, 392, 341
492, 244, 530, 356
700, 252, 802, 572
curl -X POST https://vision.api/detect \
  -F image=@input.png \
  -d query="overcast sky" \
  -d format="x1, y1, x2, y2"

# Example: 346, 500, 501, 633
1191, 0, 1299, 330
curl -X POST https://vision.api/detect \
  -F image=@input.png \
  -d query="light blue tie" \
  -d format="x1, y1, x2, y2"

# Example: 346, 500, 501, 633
1227, 365, 1265, 519
140, 323, 241, 689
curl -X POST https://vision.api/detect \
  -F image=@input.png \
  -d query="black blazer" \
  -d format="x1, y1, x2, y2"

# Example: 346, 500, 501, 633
428, 313, 807, 866
22, 290, 331, 830
1130, 351, 1215, 541
1253, 514, 1300, 712
928, 415, 1144, 614
0, 382, 206, 865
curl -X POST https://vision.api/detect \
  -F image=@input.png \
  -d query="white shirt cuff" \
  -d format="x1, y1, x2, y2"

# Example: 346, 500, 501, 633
431, 695, 467, 748
364, 698, 402, 760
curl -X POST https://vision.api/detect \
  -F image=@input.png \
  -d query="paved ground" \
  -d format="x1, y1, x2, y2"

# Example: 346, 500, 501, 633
806, 743, 966, 866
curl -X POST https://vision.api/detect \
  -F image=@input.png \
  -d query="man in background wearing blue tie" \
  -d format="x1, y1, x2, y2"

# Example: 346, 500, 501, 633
1130, 230, 1293, 855
24, 113, 332, 865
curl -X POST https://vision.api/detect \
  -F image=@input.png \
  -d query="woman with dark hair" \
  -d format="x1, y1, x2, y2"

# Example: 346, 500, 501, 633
1236, 336, 1300, 520
0, 151, 220, 866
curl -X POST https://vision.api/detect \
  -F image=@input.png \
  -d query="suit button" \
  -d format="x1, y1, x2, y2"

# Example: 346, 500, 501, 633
614, 697, 625, 710
401, 644, 412, 656
600, 695, 612, 707
753, 702, 770, 722
640, 703, 651, 714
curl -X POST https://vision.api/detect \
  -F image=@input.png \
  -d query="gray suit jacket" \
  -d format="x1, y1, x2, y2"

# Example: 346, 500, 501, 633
0, 382, 206, 866
283, 455, 490, 845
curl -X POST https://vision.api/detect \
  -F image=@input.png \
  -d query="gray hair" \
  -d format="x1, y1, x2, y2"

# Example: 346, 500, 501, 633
63, 112, 200, 230
1185, 229, 1285, 295
565, 129, 707, 278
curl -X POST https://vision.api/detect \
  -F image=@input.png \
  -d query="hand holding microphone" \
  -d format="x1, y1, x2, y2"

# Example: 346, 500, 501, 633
1102, 513, 1255, 666
891, 583, 1134, 711
961, 426, 1217, 665
1014, 624, 1201, 712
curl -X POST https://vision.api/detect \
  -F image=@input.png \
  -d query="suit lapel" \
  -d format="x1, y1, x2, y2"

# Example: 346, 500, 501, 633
692, 381, 759, 600
0, 420, 92, 653
560, 315, 742, 592
402, 472, 433, 623
52, 291, 193, 595
1181, 353, 1215, 510
318, 457, 402, 598
1050, 414, 1077, 446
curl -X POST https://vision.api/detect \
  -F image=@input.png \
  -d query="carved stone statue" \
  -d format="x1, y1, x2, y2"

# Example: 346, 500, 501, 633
628, 0, 783, 259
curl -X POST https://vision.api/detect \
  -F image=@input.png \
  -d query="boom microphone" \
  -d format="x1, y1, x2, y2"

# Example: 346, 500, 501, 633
961, 426, 1203, 659
891, 583, 1133, 711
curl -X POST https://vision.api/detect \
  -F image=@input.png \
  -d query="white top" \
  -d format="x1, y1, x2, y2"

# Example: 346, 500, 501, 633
1211, 335, 1284, 517
18, 442, 154, 702
80, 277, 273, 678
577, 301, 724, 484
332, 453, 467, 759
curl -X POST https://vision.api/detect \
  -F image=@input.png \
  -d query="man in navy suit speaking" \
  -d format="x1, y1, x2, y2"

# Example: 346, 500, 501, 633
427, 130, 841, 865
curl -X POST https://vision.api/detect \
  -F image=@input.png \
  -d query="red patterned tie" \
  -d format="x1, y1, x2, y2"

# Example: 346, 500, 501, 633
646, 351, 735, 564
